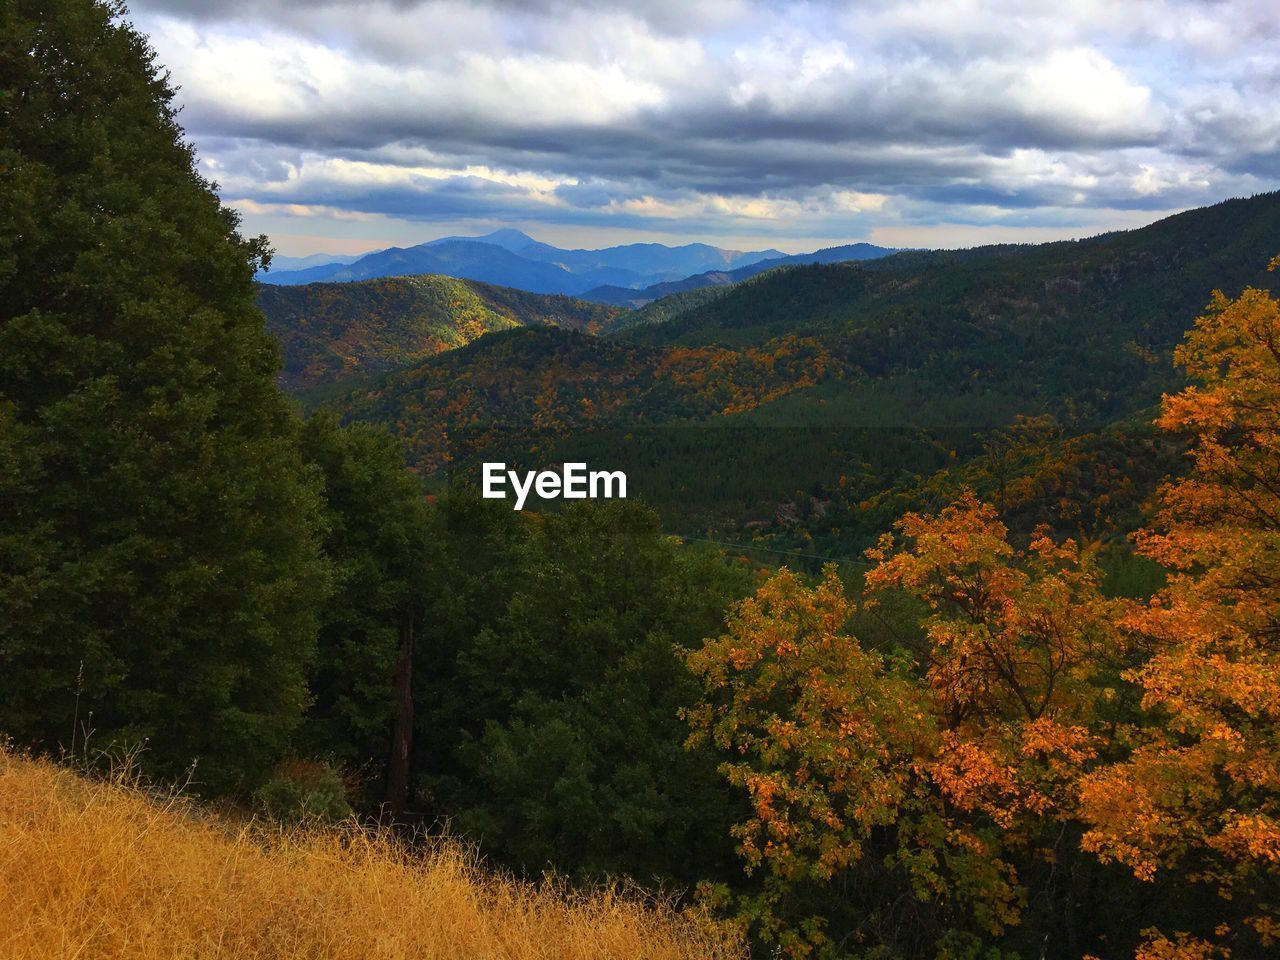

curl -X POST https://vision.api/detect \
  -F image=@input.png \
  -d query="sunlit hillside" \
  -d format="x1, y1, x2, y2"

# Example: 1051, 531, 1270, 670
0, 749, 742, 960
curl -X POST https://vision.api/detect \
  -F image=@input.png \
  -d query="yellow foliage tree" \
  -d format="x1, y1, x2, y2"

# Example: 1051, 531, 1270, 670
686, 499, 1125, 955
684, 567, 936, 955
865, 495, 1125, 940
1077, 258, 1280, 956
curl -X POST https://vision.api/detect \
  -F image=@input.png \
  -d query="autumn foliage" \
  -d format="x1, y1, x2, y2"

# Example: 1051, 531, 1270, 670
687, 502, 1123, 954
687, 261, 1280, 959
1077, 256, 1280, 955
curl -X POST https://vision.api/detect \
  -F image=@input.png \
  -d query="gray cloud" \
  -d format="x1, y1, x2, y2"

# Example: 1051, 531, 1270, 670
128, 0, 1280, 249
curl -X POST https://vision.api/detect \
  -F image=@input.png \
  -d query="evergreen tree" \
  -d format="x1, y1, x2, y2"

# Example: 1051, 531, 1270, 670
0, 0, 327, 792
298, 412, 435, 811
422, 498, 753, 884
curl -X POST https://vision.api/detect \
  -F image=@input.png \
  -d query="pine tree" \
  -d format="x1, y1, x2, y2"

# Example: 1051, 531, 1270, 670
0, 0, 328, 793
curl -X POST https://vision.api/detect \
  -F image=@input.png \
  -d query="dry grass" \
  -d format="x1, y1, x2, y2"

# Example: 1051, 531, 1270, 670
0, 748, 743, 960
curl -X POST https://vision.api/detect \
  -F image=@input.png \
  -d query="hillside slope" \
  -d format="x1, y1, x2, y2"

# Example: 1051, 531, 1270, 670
1, 749, 739, 960
626, 193, 1280, 414
258, 275, 626, 391
316, 326, 836, 476
634, 193, 1280, 341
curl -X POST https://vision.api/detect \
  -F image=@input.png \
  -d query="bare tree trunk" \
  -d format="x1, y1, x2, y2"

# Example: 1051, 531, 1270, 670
386, 611, 414, 819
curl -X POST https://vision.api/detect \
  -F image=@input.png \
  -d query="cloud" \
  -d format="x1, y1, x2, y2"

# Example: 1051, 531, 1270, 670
127, 0, 1280, 250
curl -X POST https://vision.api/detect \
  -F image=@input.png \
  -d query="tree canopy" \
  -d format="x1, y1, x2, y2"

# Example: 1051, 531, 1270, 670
0, 0, 327, 792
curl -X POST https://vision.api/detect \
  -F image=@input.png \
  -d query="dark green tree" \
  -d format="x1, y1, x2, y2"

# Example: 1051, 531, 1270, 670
298, 412, 435, 812
0, 0, 327, 792
421, 498, 753, 886
413, 489, 530, 811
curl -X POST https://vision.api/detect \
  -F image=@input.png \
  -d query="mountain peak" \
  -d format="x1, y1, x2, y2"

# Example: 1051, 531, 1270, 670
474, 228, 539, 249
419, 228, 540, 254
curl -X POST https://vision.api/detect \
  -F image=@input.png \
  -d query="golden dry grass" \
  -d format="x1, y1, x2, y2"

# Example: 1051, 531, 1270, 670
0, 748, 743, 960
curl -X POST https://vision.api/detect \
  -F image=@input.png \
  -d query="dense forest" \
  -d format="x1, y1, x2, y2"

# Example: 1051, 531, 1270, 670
5, 3, 1280, 960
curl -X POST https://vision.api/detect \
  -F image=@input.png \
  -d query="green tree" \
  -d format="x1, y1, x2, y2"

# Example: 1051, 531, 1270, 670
422, 498, 753, 885
298, 412, 435, 812
0, 0, 327, 793
415, 488, 530, 799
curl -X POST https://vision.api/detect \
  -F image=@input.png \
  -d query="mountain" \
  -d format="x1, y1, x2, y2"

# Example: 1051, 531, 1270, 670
427, 228, 782, 278
580, 241, 898, 307
306, 325, 839, 487
256, 240, 605, 293
625, 196, 1279, 353
262, 251, 369, 274
257, 274, 626, 391
304, 192, 1280, 537
426, 228, 541, 253
259, 231, 787, 293
513, 238, 784, 279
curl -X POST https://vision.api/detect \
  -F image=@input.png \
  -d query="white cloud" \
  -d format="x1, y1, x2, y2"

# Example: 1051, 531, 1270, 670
126, 0, 1280, 251
1013, 47, 1158, 140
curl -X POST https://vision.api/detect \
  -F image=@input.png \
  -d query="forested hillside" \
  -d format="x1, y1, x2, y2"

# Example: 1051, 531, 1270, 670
314, 327, 837, 478
315, 192, 1280, 546
257, 275, 626, 390
628, 193, 1280, 402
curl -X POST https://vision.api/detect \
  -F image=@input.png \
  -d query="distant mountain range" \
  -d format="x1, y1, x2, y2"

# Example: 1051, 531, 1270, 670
264, 251, 369, 273
258, 229, 789, 296
259, 228, 901, 301
582, 241, 900, 307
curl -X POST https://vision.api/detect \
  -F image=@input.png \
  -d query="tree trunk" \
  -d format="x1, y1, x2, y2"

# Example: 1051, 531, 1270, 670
386, 611, 414, 819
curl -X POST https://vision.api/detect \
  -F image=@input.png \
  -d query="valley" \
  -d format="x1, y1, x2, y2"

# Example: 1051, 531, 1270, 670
273, 191, 1280, 556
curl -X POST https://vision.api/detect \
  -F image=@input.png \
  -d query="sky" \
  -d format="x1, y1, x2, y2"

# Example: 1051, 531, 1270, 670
127, 0, 1280, 256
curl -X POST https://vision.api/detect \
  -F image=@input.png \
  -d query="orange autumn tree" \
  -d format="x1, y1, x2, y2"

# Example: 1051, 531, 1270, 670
864, 494, 1125, 829
686, 496, 1126, 956
686, 262, 1280, 959
867, 496, 1127, 945
1077, 258, 1280, 958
